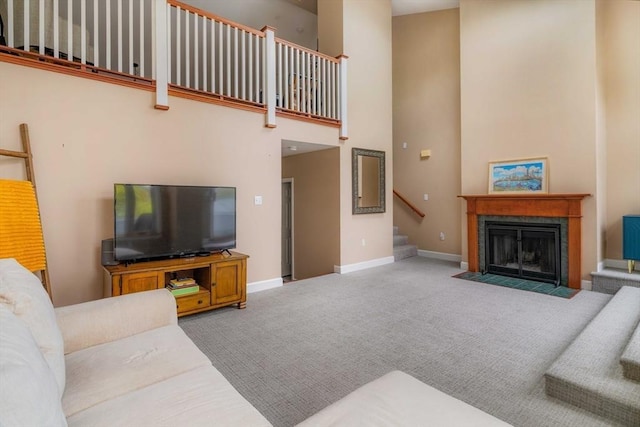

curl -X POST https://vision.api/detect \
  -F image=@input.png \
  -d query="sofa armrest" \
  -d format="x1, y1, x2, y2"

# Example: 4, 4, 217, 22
296, 371, 512, 427
55, 289, 177, 354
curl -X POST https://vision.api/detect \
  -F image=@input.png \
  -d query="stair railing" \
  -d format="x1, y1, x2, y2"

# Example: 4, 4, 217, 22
0, 0, 348, 135
393, 189, 425, 218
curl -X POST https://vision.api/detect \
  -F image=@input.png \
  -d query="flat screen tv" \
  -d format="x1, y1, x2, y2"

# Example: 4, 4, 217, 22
113, 184, 236, 262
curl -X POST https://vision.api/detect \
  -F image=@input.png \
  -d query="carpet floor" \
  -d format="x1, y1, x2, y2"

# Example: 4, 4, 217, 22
179, 257, 620, 427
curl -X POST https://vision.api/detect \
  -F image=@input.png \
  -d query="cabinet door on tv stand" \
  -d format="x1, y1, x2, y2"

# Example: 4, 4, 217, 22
117, 271, 163, 295
211, 259, 246, 308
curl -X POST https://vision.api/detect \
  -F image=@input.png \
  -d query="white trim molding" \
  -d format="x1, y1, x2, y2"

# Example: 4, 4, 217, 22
581, 280, 592, 291
417, 250, 462, 263
334, 256, 395, 274
247, 277, 283, 293
460, 261, 469, 270
604, 258, 639, 272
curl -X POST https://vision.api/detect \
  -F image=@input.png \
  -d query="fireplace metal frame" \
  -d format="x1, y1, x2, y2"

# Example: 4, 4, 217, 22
484, 221, 561, 286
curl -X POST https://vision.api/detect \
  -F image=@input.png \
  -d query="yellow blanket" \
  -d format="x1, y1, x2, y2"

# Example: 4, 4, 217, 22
0, 179, 46, 272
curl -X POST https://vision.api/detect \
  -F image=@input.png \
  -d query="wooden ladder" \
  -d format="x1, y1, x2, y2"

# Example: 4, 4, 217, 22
0, 124, 52, 299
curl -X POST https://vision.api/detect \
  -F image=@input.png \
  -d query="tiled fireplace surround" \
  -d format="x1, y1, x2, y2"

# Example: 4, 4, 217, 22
460, 194, 590, 289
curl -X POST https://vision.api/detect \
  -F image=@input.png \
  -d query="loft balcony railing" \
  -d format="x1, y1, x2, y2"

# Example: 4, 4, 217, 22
0, 0, 347, 137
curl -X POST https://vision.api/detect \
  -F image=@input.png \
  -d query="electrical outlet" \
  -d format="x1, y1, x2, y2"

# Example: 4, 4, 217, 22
254, 196, 263, 205
423, 194, 429, 201
439, 232, 445, 241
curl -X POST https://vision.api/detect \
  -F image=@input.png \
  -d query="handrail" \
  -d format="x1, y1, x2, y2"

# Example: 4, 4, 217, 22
393, 189, 426, 218
168, 0, 265, 36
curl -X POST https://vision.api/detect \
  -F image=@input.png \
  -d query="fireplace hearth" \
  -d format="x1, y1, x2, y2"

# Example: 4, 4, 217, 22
485, 221, 561, 285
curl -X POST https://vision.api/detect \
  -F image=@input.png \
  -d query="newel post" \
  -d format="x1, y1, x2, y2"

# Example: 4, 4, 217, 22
338, 55, 349, 140
153, 0, 169, 110
263, 26, 277, 128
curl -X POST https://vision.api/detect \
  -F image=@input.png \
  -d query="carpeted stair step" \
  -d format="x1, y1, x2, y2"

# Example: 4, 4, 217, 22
393, 234, 409, 247
591, 268, 640, 295
392, 226, 417, 261
544, 286, 640, 425
621, 322, 640, 382
394, 244, 417, 261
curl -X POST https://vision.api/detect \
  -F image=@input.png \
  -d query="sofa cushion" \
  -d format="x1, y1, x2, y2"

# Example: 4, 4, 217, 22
63, 324, 212, 417
296, 370, 512, 427
0, 304, 67, 427
0, 258, 65, 395
66, 364, 272, 427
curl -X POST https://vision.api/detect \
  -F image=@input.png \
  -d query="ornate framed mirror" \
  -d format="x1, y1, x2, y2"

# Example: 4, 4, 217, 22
352, 148, 385, 214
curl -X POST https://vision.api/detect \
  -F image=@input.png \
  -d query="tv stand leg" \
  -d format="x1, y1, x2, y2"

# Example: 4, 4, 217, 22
237, 301, 246, 309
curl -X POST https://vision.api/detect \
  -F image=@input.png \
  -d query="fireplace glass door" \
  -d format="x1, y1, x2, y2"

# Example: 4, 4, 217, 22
485, 222, 561, 285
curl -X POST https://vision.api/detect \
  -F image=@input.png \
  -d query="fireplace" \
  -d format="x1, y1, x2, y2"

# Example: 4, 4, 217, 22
484, 221, 561, 285
459, 194, 590, 289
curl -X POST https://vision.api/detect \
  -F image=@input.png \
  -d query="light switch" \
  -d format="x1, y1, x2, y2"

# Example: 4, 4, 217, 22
254, 196, 263, 205
423, 194, 429, 201
402, 142, 407, 149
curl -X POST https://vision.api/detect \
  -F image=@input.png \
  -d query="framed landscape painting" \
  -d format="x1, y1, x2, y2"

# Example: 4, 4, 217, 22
488, 157, 548, 194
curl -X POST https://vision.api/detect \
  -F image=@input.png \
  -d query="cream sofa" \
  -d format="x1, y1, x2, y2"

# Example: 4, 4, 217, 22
0, 257, 511, 426
0, 258, 270, 426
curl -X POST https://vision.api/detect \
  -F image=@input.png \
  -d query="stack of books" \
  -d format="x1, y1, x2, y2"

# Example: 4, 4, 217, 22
166, 278, 200, 296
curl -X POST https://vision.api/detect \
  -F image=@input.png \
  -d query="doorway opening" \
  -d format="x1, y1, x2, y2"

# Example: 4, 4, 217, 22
282, 178, 294, 282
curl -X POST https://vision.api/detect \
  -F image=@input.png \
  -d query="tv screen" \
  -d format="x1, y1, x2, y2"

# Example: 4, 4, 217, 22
114, 184, 236, 262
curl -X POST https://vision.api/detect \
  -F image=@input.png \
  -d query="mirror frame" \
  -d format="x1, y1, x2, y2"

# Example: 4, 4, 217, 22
352, 147, 386, 214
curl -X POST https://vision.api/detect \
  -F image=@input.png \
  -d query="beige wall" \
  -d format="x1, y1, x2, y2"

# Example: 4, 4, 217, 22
282, 149, 340, 279
393, 0, 639, 275
599, 0, 640, 261
460, 0, 600, 280
319, 0, 394, 266
392, 9, 461, 256
0, 61, 339, 306
0, 0, 395, 306
318, 0, 343, 57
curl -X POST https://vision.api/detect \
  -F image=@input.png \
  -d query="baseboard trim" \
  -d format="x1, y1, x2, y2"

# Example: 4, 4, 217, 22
417, 250, 461, 263
581, 280, 592, 291
247, 277, 283, 293
334, 256, 395, 274
460, 261, 469, 270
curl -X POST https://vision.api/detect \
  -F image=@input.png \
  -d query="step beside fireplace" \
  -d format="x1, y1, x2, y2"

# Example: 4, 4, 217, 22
459, 194, 590, 289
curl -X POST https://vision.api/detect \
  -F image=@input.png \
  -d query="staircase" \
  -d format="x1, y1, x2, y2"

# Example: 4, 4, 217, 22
544, 286, 640, 425
393, 226, 417, 261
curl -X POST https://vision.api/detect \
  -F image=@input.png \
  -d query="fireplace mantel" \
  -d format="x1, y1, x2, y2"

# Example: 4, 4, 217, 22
459, 194, 590, 289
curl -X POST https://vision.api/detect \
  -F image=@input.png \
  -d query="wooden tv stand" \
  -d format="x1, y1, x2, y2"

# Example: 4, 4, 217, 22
103, 251, 248, 317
